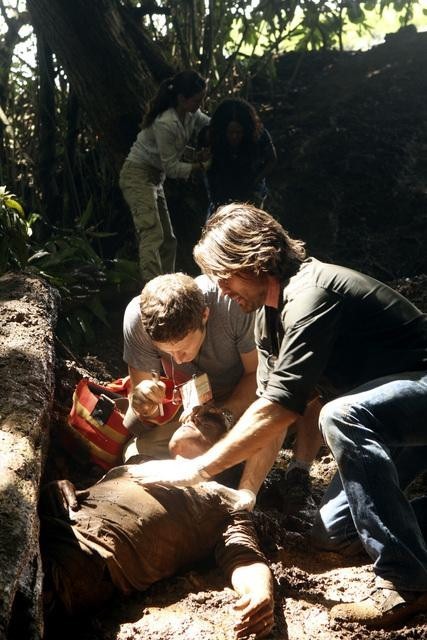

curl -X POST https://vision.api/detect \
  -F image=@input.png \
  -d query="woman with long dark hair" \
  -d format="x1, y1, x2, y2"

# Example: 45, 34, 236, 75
201, 98, 277, 216
120, 70, 209, 282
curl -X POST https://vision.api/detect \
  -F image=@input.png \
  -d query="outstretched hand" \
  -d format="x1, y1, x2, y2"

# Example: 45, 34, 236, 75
232, 563, 274, 639
125, 458, 207, 487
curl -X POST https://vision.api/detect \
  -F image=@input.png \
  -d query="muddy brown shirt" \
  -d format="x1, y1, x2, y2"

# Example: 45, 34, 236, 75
256, 258, 427, 413
41, 470, 265, 612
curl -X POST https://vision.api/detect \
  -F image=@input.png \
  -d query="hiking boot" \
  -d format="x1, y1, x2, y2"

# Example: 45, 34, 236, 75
330, 586, 427, 628
285, 466, 311, 493
283, 466, 316, 517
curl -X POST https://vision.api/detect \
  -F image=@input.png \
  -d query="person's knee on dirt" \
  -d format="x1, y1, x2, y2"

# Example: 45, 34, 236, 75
317, 379, 427, 627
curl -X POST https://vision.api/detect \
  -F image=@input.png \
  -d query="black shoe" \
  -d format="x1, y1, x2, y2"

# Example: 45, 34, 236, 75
282, 466, 317, 518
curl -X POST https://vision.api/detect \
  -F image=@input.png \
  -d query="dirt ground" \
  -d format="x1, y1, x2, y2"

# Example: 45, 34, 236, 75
45, 275, 427, 640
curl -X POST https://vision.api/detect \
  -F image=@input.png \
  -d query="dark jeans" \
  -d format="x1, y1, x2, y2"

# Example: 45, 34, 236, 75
311, 371, 427, 591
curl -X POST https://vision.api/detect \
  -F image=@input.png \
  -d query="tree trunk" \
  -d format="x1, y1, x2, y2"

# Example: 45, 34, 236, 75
26, 0, 174, 167
0, 9, 30, 187
36, 35, 60, 224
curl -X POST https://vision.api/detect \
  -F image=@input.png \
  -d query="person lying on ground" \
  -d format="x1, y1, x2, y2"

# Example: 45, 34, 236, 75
39, 467, 274, 640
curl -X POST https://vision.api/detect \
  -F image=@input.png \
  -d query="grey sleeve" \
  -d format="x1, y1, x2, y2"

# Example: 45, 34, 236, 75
122, 297, 162, 372
193, 110, 211, 136
227, 301, 256, 354
195, 274, 255, 355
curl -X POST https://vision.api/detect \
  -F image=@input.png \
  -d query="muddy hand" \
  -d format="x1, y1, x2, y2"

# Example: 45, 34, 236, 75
40, 479, 88, 516
57, 479, 89, 511
234, 589, 274, 639
131, 378, 166, 419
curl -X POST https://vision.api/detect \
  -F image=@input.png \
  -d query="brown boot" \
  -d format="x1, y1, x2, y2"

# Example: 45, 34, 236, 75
330, 587, 427, 628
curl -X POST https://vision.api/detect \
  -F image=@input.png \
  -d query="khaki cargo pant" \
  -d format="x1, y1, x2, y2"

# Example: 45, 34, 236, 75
119, 160, 177, 282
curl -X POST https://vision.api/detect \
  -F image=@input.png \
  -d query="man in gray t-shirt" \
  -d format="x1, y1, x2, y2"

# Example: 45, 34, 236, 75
122, 273, 258, 460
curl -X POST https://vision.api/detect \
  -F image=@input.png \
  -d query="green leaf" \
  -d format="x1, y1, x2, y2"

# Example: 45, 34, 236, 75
4, 197, 25, 218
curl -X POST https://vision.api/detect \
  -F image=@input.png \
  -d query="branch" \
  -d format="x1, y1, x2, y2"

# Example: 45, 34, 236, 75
210, 17, 250, 95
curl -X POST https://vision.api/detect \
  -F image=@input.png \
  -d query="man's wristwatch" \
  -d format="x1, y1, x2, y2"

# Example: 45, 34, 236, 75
220, 408, 235, 431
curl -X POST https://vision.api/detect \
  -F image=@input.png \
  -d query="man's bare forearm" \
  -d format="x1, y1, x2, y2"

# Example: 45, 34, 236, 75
292, 396, 323, 464
238, 431, 285, 495
199, 397, 299, 478
221, 371, 257, 421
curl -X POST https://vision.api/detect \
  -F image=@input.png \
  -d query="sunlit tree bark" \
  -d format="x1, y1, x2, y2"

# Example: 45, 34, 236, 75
27, 0, 173, 166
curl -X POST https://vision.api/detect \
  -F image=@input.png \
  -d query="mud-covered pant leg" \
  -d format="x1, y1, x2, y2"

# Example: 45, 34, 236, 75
119, 161, 176, 281
313, 371, 427, 591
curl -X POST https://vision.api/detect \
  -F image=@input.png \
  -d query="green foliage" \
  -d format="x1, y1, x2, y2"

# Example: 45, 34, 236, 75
28, 217, 139, 348
137, 0, 419, 86
0, 184, 140, 348
0, 187, 39, 272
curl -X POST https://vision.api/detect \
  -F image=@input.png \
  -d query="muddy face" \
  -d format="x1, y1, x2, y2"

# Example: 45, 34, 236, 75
168, 411, 226, 459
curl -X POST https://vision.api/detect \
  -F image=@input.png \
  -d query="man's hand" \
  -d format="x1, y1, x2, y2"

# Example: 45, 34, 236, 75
56, 479, 82, 511
130, 379, 166, 419
125, 458, 208, 486
202, 482, 256, 511
232, 563, 274, 639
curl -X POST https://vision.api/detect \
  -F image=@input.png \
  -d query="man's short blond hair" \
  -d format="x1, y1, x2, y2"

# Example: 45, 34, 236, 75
140, 273, 206, 342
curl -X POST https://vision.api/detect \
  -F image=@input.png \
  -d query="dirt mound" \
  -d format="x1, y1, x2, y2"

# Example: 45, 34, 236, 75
257, 31, 427, 282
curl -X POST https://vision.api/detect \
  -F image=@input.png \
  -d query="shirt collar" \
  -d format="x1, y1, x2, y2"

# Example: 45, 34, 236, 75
264, 276, 280, 308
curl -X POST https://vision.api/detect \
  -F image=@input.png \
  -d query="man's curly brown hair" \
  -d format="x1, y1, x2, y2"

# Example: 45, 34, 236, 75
139, 273, 206, 343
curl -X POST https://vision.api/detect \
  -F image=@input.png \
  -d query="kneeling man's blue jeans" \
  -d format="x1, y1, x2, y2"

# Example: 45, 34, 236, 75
312, 370, 427, 591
